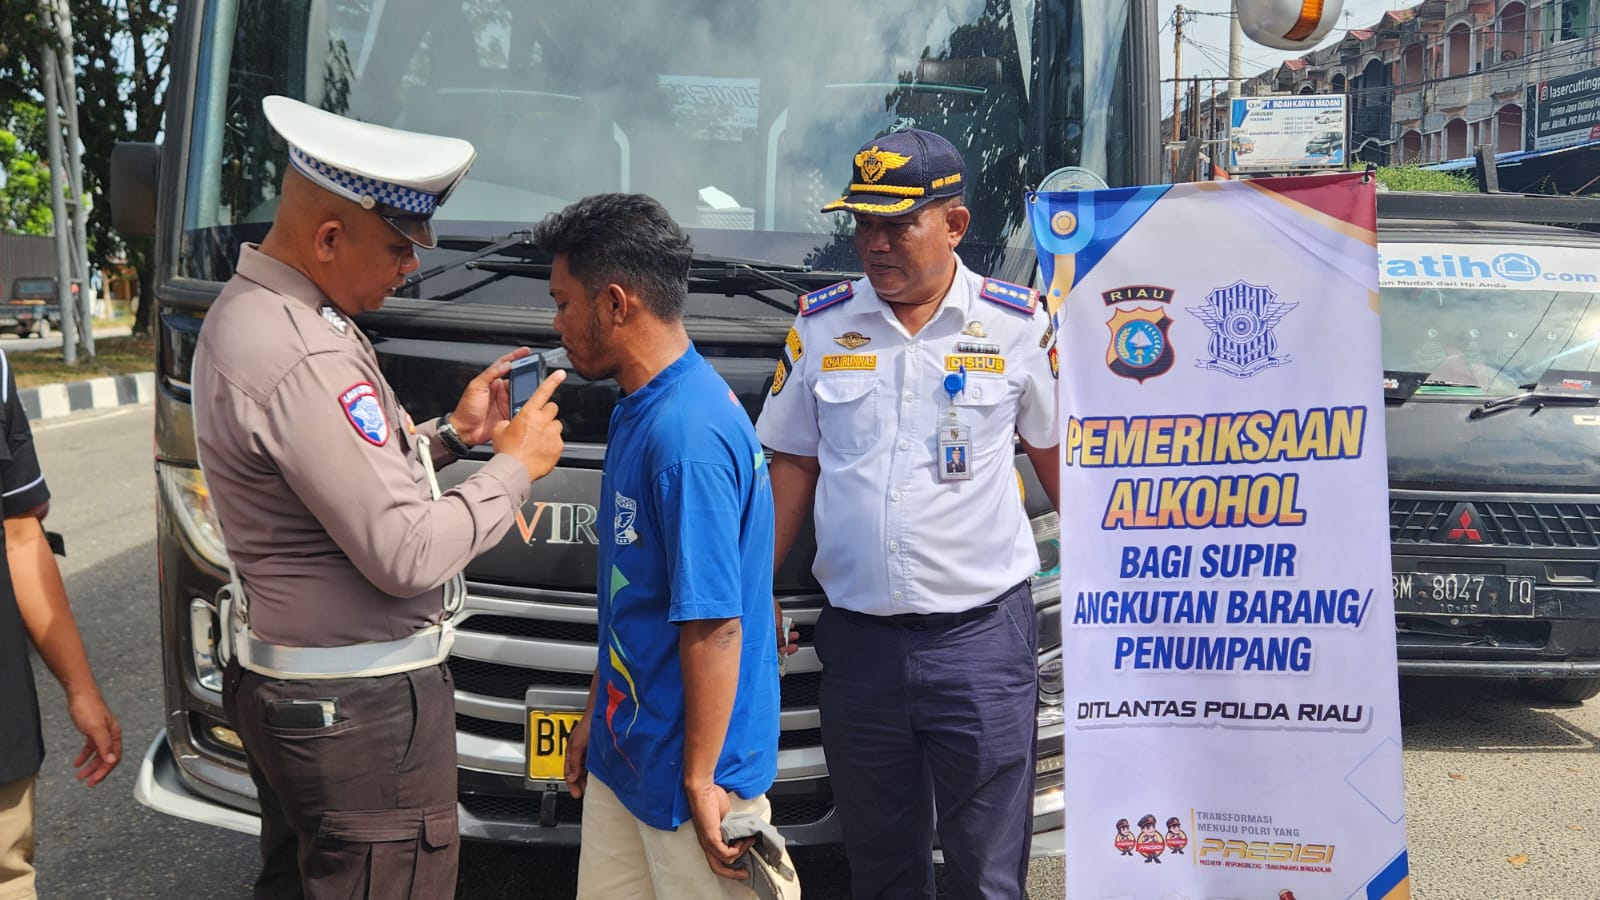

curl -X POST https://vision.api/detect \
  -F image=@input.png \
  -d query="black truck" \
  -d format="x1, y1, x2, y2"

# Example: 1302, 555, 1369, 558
1376, 191, 1600, 703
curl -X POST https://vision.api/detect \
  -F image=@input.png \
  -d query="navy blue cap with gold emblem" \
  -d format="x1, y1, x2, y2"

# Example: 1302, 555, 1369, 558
821, 129, 966, 217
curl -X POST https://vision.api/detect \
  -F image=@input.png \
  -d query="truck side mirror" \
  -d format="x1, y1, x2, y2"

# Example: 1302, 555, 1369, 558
110, 142, 161, 238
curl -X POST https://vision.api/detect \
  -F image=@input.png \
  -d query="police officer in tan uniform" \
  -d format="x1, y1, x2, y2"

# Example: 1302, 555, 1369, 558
192, 96, 565, 900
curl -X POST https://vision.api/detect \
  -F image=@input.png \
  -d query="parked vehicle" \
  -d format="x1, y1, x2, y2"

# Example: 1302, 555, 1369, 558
0, 277, 66, 338
1376, 190, 1600, 703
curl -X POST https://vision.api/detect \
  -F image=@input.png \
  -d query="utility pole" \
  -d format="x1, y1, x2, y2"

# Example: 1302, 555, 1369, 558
1228, 0, 1243, 98
36, 0, 92, 362
1173, 5, 1185, 143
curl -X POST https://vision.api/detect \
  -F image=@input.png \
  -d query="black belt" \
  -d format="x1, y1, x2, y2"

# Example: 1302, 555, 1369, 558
835, 582, 1024, 631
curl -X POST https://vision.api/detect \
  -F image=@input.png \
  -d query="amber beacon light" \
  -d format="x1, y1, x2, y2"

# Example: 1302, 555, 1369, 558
1235, 0, 1343, 50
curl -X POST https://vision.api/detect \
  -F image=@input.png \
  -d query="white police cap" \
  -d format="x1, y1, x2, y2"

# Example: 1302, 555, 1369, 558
262, 95, 476, 249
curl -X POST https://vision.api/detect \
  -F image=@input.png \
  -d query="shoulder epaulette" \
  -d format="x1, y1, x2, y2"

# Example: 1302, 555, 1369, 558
979, 277, 1040, 314
798, 281, 854, 317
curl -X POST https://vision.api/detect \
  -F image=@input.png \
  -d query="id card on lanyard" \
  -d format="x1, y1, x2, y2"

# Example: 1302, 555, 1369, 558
939, 366, 973, 483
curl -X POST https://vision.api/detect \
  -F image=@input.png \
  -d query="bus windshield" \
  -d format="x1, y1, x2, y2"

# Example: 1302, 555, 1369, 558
180, 0, 1146, 313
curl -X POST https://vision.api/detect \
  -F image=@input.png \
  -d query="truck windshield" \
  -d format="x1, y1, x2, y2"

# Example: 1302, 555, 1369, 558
179, 0, 1143, 314
1379, 242, 1600, 394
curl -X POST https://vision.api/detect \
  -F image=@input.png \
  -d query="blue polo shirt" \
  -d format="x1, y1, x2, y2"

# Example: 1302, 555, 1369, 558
588, 345, 779, 831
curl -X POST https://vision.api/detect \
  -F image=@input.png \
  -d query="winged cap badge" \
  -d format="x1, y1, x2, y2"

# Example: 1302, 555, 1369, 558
855, 146, 913, 184
834, 331, 872, 350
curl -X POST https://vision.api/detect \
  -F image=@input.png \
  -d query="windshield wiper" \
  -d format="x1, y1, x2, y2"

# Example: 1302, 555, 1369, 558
686, 256, 859, 314
1468, 373, 1600, 420
399, 230, 537, 299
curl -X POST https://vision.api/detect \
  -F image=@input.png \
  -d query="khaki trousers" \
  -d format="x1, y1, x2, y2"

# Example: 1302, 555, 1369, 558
576, 775, 798, 900
0, 775, 36, 900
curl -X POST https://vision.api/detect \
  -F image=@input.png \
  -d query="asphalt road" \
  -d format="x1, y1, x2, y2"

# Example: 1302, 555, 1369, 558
24, 404, 1600, 898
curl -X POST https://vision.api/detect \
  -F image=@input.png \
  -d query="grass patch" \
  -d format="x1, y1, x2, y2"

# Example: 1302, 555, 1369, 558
7, 333, 155, 389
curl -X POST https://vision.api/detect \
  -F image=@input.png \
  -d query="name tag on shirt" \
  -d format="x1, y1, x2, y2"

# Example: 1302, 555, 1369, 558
938, 423, 972, 482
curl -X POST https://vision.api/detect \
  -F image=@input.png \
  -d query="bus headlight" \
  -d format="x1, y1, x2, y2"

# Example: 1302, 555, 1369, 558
157, 462, 230, 569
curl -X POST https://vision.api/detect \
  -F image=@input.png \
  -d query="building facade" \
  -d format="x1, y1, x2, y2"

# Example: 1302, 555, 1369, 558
1170, 0, 1600, 182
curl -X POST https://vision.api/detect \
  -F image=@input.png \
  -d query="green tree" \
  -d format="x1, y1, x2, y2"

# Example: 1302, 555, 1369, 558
0, 113, 53, 234
0, 1, 174, 335
68, 0, 175, 335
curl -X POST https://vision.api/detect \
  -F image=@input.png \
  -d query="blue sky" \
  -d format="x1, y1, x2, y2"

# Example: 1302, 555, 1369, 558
1158, 0, 1402, 85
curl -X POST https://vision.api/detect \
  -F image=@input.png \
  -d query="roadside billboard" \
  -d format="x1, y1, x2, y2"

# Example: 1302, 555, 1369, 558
1526, 65, 1600, 152
1229, 95, 1347, 171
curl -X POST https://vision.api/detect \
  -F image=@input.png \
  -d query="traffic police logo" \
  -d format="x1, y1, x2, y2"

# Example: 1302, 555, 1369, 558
821, 354, 877, 371
834, 331, 871, 350
1105, 307, 1174, 383
1187, 280, 1299, 379
854, 145, 912, 183
339, 382, 389, 446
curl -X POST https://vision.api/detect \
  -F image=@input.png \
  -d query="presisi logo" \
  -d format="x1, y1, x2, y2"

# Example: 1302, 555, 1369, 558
1383, 251, 1599, 285
515, 501, 599, 545
1197, 839, 1335, 867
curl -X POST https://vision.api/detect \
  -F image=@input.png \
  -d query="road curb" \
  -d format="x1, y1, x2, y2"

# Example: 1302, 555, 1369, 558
20, 371, 155, 421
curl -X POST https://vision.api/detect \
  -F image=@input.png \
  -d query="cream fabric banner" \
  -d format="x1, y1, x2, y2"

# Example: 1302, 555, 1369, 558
1029, 173, 1410, 900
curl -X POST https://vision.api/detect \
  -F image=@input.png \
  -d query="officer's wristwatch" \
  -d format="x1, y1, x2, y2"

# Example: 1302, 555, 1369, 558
435, 416, 473, 457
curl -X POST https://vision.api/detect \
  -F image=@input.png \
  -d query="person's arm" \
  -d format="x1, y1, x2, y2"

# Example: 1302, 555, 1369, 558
681, 616, 753, 880
769, 451, 819, 658
261, 355, 563, 596
1021, 440, 1061, 512
6, 512, 121, 786
563, 667, 600, 798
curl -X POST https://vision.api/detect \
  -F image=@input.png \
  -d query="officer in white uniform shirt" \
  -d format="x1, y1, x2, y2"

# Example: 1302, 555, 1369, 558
757, 129, 1060, 900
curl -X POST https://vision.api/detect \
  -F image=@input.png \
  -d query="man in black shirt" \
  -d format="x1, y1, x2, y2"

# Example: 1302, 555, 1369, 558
0, 351, 121, 898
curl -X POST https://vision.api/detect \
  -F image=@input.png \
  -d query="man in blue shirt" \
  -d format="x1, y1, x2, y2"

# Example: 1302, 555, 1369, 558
542, 193, 791, 899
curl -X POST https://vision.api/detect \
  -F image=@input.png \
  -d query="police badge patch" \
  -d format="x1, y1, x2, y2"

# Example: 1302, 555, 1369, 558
1187, 280, 1298, 378
1105, 307, 1175, 383
339, 382, 389, 446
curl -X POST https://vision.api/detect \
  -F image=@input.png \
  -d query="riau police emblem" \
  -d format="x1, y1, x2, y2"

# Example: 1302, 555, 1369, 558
1105, 307, 1174, 382
1187, 280, 1298, 378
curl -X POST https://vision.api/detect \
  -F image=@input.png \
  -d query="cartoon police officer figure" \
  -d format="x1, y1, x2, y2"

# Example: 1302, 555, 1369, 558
1136, 814, 1165, 864
1165, 815, 1188, 854
1115, 818, 1138, 857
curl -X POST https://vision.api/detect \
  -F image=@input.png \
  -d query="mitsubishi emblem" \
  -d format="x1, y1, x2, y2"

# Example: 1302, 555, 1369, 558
1437, 502, 1486, 544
